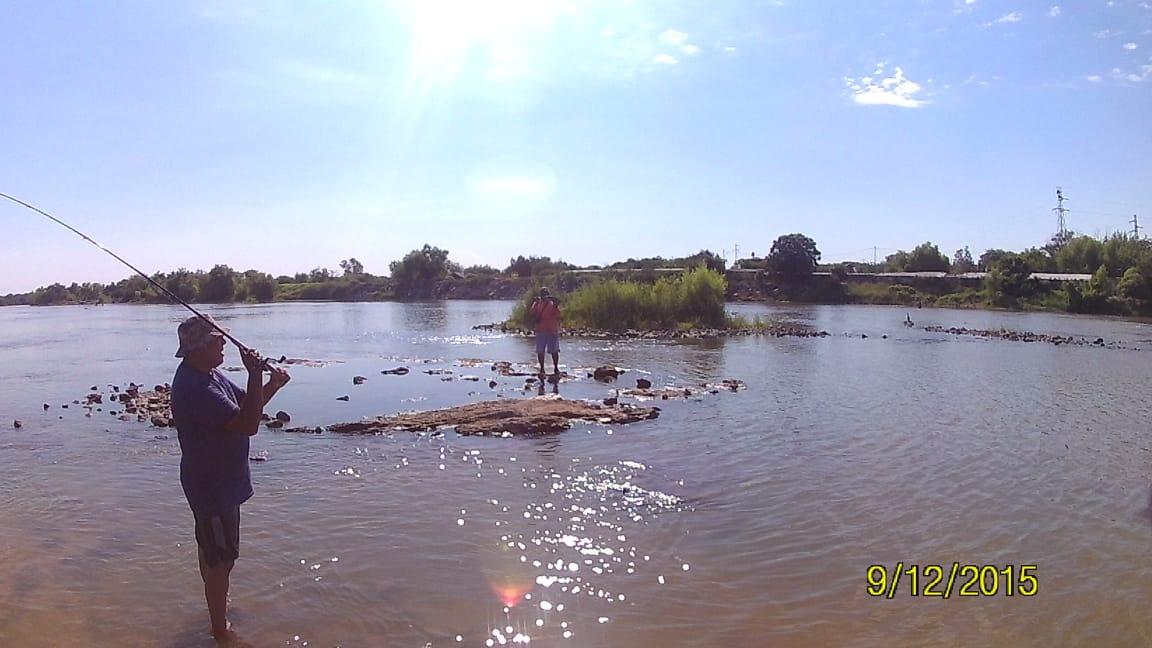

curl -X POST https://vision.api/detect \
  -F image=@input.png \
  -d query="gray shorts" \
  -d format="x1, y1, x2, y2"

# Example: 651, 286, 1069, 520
193, 506, 241, 567
535, 332, 560, 355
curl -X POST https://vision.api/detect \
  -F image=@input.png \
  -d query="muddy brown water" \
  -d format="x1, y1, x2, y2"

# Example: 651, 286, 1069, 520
2, 301, 1151, 647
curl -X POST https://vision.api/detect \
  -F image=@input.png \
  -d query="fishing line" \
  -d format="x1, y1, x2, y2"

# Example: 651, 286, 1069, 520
1, 192, 284, 365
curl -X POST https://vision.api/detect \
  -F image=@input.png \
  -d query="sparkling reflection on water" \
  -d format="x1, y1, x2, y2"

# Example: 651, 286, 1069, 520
1, 302, 1152, 647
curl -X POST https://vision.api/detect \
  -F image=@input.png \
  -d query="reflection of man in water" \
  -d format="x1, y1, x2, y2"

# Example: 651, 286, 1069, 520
537, 377, 559, 396
530, 287, 561, 378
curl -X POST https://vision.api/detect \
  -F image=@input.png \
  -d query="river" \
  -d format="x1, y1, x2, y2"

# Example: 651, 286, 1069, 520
1, 301, 1151, 647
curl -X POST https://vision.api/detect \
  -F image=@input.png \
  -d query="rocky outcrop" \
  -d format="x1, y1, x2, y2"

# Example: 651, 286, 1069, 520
299, 396, 660, 436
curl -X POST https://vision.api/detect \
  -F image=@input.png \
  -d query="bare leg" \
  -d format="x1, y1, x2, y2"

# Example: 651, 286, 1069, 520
551, 352, 560, 375
199, 549, 235, 640
537, 352, 546, 375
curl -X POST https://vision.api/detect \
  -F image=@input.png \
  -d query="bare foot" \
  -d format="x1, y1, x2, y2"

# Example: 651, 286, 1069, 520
214, 625, 253, 647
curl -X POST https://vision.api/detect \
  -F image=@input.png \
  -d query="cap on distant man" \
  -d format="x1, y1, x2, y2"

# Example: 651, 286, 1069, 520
175, 315, 227, 357
539, 287, 551, 297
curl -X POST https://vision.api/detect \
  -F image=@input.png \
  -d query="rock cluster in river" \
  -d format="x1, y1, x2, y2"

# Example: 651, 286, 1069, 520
64, 383, 175, 426
473, 323, 829, 339
924, 326, 1127, 348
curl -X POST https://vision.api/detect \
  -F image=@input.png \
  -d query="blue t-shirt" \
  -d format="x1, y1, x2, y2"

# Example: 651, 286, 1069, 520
171, 362, 253, 515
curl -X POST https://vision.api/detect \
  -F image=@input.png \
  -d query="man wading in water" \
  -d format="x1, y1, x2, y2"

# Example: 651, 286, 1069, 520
530, 287, 562, 379
170, 315, 291, 642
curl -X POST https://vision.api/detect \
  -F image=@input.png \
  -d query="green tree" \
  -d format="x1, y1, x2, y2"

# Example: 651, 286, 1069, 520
164, 268, 199, 303
683, 249, 727, 273
339, 258, 364, 276
1019, 247, 1055, 273
951, 246, 976, 273
1117, 267, 1149, 302
1054, 235, 1103, 274
884, 250, 911, 272
33, 283, 71, 305
307, 267, 335, 282
234, 269, 276, 302
977, 249, 1010, 271
985, 253, 1035, 306
1042, 230, 1075, 258
1077, 264, 1113, 312
200, 265, 237, 302
766, 234, 821, 275
1101, 233, 1150, 276
390, 244, 452, 298
905, 242, 950, 272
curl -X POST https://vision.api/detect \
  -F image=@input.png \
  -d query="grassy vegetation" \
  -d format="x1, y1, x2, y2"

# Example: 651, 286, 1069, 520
509, 267, 728, 331
276, 279, 389, 301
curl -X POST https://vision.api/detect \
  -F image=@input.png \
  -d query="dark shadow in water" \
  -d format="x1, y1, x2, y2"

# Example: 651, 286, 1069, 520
535, 376, 560, 397
530, 434, 563, 460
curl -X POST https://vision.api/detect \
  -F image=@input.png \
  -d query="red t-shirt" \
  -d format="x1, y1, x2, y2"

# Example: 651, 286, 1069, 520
531, 299, 561, 333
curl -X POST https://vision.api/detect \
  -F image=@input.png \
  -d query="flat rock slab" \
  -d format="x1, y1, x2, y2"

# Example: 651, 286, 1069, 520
308, 396, 660, 436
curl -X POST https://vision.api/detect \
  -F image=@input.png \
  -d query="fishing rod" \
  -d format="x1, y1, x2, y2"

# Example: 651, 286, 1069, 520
1, 192, 284, 368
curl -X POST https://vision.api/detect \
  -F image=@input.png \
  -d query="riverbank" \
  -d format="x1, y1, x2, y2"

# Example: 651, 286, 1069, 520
3, 300, 1152, 646
6, 269, 1149, 320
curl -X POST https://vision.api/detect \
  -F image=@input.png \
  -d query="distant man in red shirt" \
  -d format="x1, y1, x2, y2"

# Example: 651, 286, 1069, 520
529, 287, 561, 378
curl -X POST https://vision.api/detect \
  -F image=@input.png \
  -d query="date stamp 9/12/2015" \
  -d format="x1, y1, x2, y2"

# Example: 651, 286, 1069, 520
866, 563, 1038, 599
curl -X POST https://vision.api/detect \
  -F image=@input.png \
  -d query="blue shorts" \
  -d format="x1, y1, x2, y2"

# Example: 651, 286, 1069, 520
535, 332, 560, 355
193, 506, 241, 567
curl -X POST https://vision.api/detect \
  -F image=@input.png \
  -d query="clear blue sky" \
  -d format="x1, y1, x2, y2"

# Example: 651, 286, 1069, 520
2, 0, 1149, 293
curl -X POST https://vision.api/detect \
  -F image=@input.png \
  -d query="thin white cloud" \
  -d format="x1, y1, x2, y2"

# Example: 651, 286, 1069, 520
1094, 29, 1123, 38
653, 54, 678, 65
1111, 64, 1152, 83
997, 12, 1023, 23
658, 29, 688, 46
1049, 6, 1061, 17
961, 73, 993, 88
1123, 42, 1138, 50
1086, 74, 1103, 82
681, 44, 701, 55
844, 65, 930, 108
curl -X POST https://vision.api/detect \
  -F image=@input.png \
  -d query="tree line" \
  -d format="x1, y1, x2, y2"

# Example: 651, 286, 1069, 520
0, 246, 730, 306
6, 232, 1150, 315
747, 232, 1152, 314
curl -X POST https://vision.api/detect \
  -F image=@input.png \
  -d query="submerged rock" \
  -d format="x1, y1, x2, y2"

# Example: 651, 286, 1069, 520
304, 397, 660, 437
491, 361, 538, 377
275, 411, 291, 422
592, 366, 624, 382
636, 378, 652, 389
13, 420, 21, 429
381, 367, 410, 375
353, 375, 367, 385
337, 395, 350, 401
